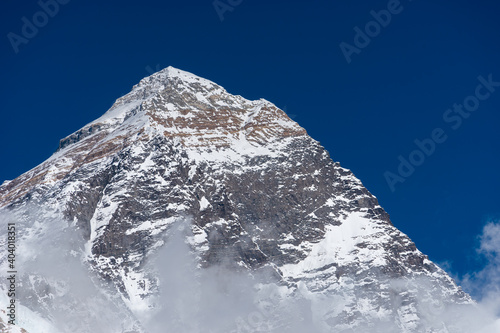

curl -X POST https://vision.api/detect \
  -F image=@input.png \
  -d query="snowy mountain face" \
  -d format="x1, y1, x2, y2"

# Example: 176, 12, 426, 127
0, 67, 477, 332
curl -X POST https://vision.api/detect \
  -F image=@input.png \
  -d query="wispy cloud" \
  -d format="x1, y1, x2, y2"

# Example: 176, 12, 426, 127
461, 221, 500, 317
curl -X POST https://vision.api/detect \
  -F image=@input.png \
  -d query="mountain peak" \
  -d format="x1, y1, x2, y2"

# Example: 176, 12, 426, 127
60, 67, 306, 154
0, 67, 474, 332
0, 68, 306, 206
135, 66, 221, 92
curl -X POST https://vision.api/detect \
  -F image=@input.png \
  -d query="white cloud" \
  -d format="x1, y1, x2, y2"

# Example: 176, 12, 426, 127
3, 206, 500, 332
461, 222, 500, 293
449, 220, 500, 332
469, 221, 500, 315
479, 222, 500, 258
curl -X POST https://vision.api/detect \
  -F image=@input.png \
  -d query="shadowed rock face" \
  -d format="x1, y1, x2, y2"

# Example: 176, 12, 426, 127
0, 67, 471, 332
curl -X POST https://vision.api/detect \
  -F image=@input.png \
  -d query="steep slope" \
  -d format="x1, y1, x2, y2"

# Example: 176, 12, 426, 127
0, 67, 472, 332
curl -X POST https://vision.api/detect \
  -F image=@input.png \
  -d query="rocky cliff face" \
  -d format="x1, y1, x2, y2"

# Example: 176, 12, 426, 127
0, 67, 472, 332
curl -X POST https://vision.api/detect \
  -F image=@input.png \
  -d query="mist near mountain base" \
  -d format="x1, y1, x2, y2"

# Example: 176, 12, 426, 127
0, 206, 141, 333
141, 219, 319, 333
1, 207, 500, 332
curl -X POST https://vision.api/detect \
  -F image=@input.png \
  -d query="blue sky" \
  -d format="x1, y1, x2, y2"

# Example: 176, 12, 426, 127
1, 0, 499, 295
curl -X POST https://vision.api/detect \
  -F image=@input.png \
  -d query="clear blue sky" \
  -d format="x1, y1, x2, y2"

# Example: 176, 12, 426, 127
1, 0, 499, 287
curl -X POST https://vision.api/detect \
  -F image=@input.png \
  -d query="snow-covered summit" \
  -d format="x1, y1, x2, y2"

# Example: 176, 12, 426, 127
136, 66, 222, 91
61, 66, 306, 157
85, 66, 226, 126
